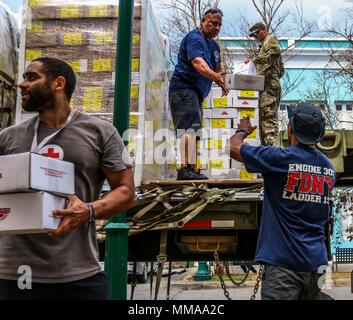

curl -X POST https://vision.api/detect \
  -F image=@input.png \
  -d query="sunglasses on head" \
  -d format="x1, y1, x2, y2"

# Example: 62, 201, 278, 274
204, 7, 223, 17
251, 31, 260, 37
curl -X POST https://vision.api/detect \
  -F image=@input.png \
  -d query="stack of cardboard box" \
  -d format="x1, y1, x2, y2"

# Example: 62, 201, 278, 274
25, 0, 142, 117
198, 87, 260, 180
0, 152, 75, 234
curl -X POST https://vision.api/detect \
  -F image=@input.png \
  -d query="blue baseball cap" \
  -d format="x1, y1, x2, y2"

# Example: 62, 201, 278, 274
287, 102, 326, 145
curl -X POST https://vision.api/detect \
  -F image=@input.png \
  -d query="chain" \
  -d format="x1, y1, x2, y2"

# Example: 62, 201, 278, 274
214, 250, 231, 300
250, 264, 264, 300
224, 261, 251, 287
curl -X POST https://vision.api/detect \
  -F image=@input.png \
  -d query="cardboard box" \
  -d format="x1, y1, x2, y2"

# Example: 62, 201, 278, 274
233, 61, 256, 75
203, 109, 212, 118
211, 128, 235, 139
212, 97, 233, 108
236, 108, 259, 119
225, 74, 264, 91
202, 98, 212, 109
235, 169, 258, 180
237, 90, 259, 99
210, 168, 237, 179
0, 192, 65, 235
210, 119, 232, 129
209, 158, 231, 169
211, 108, 237, 119
0, 153, 75, 195
233, 118, 260, 139
234, 99, 259, 108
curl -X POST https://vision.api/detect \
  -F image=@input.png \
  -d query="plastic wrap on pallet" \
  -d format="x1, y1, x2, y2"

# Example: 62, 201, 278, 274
0, 3, 18, 82
22, 0, 142, 118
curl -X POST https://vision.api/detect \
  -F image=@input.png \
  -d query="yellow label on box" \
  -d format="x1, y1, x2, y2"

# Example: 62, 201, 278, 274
128, 139, 136, 153
197, 159, 203, 169
208, 139, 222, 149
27, 21, 43, 33
240, 108, 255, 118
247, 129, 257, 139
67, 60, 81, 72
131, 86, 139, 99
61, 6, 79, 18
29, 0, 45, 6
92, 59, 111, 72
26, 49, 42, 61
240, 90, 255, 97
210, 159, 224, 169
202, 119, 205, 127
168, 163, 178, 170
89, 6, 108, 17
94, 33, 114, 45
212, 119, 226, 128
115, 6, 119, 17
82, 87, 103, 111
133, 33, 140, 45
202, 100, 207, 109
239, 170, 255, 180
0, 55, 5, 70
70, 93, 75, 108
64, 33, 82, 45
130, 115, 138, 125
131, 59, 139, 71
213, 97, 229, 108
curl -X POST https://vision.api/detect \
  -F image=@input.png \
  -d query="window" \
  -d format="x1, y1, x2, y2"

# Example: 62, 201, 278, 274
346, 104, 352, 111
279, 104, 286, 110
336, 104, 342, 111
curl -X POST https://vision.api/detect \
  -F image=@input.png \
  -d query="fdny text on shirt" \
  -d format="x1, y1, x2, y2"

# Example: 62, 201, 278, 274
282, 163, 335, 204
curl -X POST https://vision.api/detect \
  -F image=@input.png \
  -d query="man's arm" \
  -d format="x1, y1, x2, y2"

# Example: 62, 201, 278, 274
252, 38, 281, 65
228, 116, 257, 162
48, 168, 136, 236
191, 57, 228, 95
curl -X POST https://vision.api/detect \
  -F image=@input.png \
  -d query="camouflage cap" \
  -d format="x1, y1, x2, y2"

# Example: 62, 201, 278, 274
249, 22, 266, 36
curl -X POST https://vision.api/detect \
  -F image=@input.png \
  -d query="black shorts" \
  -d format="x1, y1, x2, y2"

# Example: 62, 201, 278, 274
261, 264, 322, 300
169, 88, 203, 135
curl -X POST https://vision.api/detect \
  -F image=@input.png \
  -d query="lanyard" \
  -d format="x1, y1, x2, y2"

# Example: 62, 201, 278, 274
31, 109, 75, 154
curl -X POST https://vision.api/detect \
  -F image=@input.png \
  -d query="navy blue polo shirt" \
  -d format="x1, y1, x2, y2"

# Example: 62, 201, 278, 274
169, 29, 221, 100
240, 144, 336, 272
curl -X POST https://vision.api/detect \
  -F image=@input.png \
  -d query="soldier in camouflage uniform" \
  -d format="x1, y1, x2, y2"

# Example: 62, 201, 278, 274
245, 22, 284, 146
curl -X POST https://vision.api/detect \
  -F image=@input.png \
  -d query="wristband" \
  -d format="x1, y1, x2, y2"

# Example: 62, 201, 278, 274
236, 128, 249, 137
86, 203, 95, 224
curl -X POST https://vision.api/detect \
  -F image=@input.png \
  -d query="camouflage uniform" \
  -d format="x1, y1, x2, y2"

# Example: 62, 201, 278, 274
251, 26, 284, 146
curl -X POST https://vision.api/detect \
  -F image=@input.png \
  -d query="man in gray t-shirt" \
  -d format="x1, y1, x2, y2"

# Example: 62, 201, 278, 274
0, 58, 136, 299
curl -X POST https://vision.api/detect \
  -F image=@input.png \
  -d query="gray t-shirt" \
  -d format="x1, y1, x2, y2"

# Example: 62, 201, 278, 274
0, 112, 132, 283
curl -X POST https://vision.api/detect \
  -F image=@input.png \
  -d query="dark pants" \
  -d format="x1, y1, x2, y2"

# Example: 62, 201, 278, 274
0, 272, 109, 300
169, 87, 203, 134
261, 264, 322, 300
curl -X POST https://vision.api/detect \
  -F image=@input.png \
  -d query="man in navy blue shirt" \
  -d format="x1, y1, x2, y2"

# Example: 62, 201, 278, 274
228, 102, 335, 300
169, 7, 229, 180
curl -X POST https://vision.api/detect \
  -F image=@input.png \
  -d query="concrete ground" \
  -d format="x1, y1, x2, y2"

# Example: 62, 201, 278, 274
129, 262, 353, 300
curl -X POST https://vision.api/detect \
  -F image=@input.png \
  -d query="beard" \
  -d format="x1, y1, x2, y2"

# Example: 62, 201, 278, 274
22, 83, 55, 112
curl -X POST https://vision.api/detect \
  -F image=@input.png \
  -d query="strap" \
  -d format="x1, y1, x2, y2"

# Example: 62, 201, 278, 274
154, 230, 168, 300
31, 109, 75, 153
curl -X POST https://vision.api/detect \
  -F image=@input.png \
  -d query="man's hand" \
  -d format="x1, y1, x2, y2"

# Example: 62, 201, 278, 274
48, 195, 90, 237
214, 71, 229, 96
238, 115, 257, 135
228, 116, 257, 162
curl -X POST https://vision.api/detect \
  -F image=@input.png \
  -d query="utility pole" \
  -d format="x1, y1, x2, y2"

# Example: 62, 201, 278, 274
104, 0, 135, 300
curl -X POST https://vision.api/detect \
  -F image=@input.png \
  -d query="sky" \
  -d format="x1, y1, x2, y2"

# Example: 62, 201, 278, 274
1, 0, 352, 36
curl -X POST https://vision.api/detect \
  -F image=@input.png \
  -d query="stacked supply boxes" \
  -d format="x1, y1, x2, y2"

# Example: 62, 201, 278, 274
0, 3, 18, 128
19, 0, 172, 185
0, 153, 74, 234
200, 86, 260, 180
23, 0, 142, 115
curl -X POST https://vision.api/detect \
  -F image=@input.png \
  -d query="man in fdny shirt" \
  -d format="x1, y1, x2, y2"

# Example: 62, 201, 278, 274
228, 102, 335, 300
169, 7, 229, 180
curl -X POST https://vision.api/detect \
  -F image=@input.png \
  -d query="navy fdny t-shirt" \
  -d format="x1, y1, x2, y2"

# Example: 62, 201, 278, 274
240, 144, 336, 272
169, 28, 221, 100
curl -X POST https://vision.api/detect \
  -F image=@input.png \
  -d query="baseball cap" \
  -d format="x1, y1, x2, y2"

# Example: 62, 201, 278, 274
203, 7, 223, 17
249, 22, 266, 37
287, 102, 326, 145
